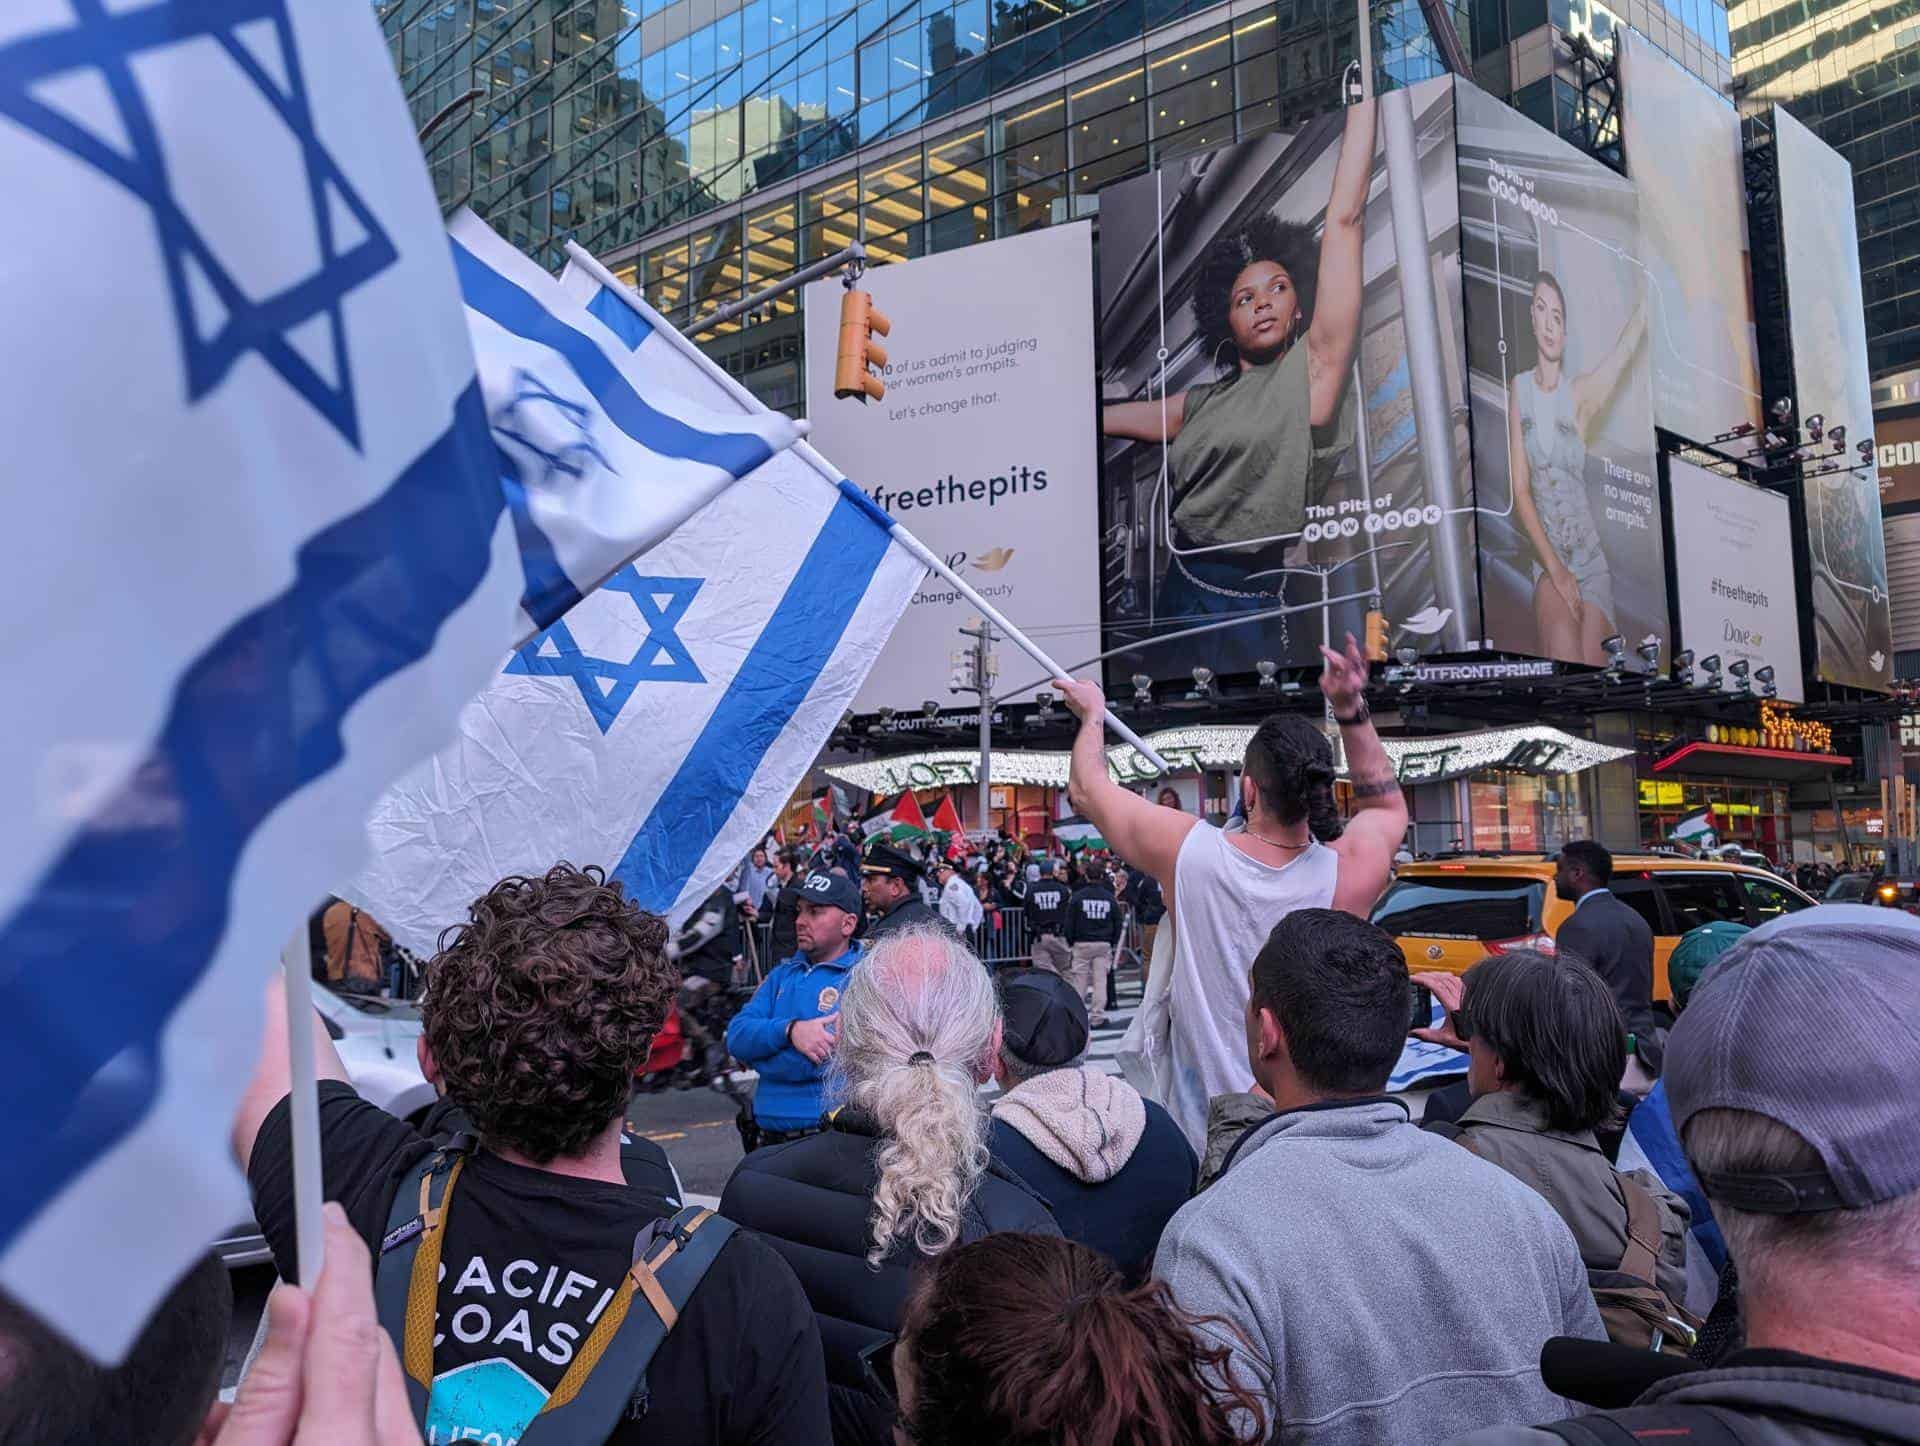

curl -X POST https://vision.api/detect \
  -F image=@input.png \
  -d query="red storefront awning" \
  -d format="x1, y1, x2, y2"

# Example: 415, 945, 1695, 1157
1652, 741, 1852, 781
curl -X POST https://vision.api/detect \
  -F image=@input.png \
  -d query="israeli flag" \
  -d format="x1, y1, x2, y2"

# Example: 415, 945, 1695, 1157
347, 264, 927, 946
0, 1, 522, 1355
1387, 1001, 1470, 1092
450, 210, 804, 638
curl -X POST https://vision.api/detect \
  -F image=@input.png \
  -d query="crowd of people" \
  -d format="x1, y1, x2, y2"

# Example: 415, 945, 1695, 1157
4, 638, 1918, 1445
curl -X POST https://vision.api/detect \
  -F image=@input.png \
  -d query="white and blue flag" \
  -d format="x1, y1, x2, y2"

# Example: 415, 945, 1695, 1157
348, 268, 928, 948
448, 209, 804, 638
0, 0, 524, 1356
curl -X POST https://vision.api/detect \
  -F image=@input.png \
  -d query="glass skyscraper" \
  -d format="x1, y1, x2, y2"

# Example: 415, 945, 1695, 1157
1729, 0, 1920, 378
379, 0, 1733, 405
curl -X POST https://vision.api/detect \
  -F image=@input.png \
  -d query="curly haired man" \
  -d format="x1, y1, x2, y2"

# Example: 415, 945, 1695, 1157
235, 864, 829, 1445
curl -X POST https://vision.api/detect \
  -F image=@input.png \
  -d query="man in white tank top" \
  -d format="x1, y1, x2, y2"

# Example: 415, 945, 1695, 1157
1055, 636, 1408, 1149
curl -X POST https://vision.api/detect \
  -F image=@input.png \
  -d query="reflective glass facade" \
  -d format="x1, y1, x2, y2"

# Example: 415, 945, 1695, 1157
1730, 0, 1920, 377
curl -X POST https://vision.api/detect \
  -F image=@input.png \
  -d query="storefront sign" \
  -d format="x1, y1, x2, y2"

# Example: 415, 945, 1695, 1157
827, 724, 1630, 792
1411, 659, 1556, 684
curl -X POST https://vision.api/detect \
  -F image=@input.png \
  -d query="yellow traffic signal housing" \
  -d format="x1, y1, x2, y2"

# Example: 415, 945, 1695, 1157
834, 288, 890, 401
1364, 609, 1390, 662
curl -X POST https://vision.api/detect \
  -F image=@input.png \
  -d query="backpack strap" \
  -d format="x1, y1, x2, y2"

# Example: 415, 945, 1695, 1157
1615, 1172, 1664, 1287
373, 1138, 472, 1425
521, 1205, 737, 1441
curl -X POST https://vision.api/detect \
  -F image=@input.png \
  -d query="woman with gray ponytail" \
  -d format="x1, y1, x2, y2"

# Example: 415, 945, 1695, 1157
720, 927, 1059, 1446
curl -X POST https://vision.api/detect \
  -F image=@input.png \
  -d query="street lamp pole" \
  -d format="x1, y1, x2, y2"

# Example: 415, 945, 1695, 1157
957, 619, 998, 834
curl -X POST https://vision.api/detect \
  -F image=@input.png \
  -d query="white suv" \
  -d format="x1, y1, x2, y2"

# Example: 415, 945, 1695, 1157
215, 984, 434, 1268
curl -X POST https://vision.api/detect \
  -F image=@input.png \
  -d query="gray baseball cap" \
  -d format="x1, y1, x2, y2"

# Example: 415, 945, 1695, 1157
1666, 904, 1920, 1214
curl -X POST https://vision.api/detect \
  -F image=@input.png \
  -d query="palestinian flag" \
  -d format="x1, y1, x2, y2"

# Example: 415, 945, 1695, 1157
812, 787, 834, 835
879, 791, 930, 842
1670, 808, 1717, 852
1052, 813, 1108, 852
929, 794, 965, 837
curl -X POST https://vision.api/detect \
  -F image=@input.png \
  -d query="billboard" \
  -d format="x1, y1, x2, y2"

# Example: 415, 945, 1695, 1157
1667, 455, 1804, 702
803, 223, 1102, 709
1457, 81, 1665, 669
1775, 105, 1891, 691
1618, 31, 1762, 443
1095, 76, 1479, 685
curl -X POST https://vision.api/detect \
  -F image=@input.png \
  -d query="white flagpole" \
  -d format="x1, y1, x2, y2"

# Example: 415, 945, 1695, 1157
279, 924, 325, 1287
560, 240, 1171, 775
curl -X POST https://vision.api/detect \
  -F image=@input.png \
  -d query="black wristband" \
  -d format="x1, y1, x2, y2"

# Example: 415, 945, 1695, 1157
1333, 702, 1370, 726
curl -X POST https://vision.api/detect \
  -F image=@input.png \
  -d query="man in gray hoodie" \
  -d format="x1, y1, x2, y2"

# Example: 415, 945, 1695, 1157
1154, 909, 1603, 1445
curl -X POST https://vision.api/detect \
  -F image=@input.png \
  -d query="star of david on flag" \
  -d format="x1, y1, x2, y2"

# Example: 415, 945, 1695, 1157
506, 570, 706, 734
0, 0, 398, 447
0, 0, 519, 1360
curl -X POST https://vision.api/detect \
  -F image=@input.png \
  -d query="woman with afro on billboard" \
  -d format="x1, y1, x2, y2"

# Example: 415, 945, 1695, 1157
1102, 98, 1375, 618
1508, 270, 1646, 664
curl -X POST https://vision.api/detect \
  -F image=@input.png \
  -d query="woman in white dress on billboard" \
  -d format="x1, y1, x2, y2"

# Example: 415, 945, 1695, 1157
1508, 270, 1646, 665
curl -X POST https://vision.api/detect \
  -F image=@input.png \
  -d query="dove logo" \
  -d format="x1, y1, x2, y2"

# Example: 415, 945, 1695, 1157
1870, 651, 1887, 672
973, 547, 1016, 572
1400, 607, 1453, 637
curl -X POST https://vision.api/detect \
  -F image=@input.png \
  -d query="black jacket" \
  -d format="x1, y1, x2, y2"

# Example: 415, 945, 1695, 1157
1064, 883, 1123, 945
863, 893, 954, 942
1554, 891, 1658, 1041
720, 1109, 1060, 1445
1025, 880, 1071, 936
768, 878, 804, 964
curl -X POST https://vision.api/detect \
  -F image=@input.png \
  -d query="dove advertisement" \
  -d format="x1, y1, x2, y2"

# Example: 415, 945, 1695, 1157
1666, 456, 1804, 702
1457, 82, 1667, 671
803, 223, 1102, 710
1773, 106, 1892, 691
1095, 74, 1480, 686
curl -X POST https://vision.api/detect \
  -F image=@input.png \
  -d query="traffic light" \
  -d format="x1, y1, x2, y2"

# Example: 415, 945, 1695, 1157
834, 288, 890, 401
1364, 609, 1390, 662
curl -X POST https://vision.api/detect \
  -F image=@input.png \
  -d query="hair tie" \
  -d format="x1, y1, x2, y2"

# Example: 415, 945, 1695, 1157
907, 1050, 935, 1067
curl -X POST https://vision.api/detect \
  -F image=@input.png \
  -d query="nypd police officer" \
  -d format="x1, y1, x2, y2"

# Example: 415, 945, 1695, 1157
859, 842, 957, 942
726, 871, 865, 1149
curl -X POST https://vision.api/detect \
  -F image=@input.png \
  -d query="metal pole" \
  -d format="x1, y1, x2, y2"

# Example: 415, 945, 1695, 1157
280, 924, 325, 1287
417, 86, 485, 144
685, 243, 867, 336
977, 625, 993, 834
1380, 86, 1474, 651
1355, 0, 1375, 100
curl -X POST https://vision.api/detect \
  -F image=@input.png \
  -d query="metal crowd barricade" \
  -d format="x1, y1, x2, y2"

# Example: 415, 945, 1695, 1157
976, 905, 1033, 967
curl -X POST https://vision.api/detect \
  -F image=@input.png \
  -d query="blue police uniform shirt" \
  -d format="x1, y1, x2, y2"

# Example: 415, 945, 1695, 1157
724, 942, 863, 1131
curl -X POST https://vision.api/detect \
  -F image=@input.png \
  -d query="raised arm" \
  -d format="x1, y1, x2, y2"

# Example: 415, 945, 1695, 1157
1572, 300, 1647, 441
1318, 634, 1410, 916
1102, 392, 1189, 444
233, 973, 352, 1172
1054, 677, 1200, 900
1305, 98, 1376, 428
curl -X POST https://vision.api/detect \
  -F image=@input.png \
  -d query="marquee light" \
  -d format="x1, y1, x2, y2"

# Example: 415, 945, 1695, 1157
826, 725, 1631, 792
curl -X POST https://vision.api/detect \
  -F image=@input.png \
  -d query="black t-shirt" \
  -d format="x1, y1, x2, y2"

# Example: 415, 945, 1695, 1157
1026, 881, 1069, 934
1065, 884, 1122, 944
248, 1083, 828, 1446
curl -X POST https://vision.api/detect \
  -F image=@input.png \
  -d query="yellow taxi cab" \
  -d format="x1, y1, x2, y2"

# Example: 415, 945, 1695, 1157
1371, 852, 1818, 1003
